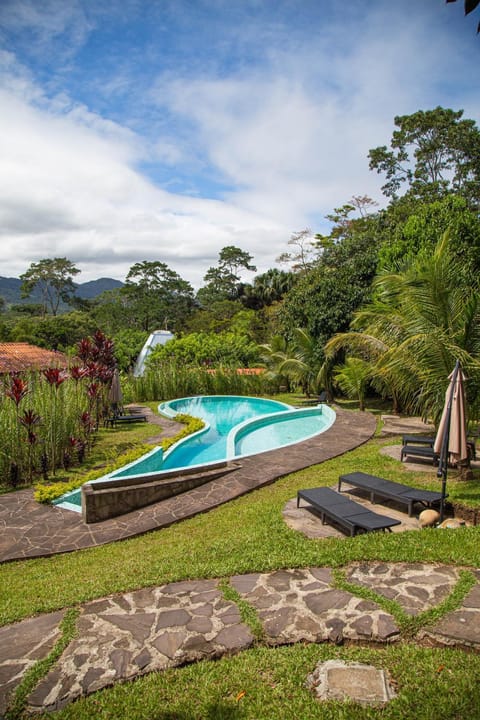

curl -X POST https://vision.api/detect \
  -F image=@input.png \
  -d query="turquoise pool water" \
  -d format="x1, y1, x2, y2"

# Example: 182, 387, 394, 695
54, 395, 335, 511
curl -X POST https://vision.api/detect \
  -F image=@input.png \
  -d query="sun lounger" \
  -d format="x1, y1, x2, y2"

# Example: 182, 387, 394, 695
338, 471, 444, 517
401, 434, 435, 447
105, 409, 148, 428
297, 487, 401, 537
400, 445, 439, 464
401, 434, 476, 460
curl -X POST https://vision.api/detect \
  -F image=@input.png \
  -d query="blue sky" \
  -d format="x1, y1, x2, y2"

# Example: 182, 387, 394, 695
0, 0, 478, 287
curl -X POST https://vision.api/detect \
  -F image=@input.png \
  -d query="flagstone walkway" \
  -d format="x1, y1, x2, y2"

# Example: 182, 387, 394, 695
1, 562, 479, 715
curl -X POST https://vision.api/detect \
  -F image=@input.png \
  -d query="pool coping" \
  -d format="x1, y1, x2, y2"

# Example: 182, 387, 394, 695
0, 406, 376, 563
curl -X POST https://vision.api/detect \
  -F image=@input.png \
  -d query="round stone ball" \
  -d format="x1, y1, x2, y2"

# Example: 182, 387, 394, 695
437, 518, 465, 529
418, 509, 440, 528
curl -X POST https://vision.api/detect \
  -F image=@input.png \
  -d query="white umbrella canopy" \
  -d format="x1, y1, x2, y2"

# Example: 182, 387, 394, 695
433, 361, 469, 521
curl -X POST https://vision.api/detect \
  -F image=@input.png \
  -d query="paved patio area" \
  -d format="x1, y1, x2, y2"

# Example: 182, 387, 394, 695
0, 405, 376, 563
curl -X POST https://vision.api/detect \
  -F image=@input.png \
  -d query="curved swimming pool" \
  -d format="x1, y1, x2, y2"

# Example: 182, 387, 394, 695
54, 395, 335, 512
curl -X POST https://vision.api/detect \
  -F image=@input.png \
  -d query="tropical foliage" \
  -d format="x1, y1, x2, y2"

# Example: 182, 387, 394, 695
125, 361, 271, 403
0, 331, 116, 487
326, 232, 480, 423
146, 330, 260, 368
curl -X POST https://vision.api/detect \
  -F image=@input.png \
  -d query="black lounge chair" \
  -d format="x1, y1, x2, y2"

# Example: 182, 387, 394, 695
400, 444, 439, 464
338, 471, 444, 517
401, 434, 476, 461
297, 487, 401, 537
105, 408, 148, 428
401, 434, 435, 447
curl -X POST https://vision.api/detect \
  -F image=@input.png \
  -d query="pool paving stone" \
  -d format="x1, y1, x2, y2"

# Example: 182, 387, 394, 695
420, 569, 480, 650
0, 406, 376, 563
229, 567, 400, 645
26, 579, 254, 713
2, 562, 480, 714
0, 611, 66, 716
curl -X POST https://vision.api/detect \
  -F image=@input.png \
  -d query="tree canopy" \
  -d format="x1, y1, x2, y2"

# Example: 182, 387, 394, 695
123, 261, 195, 332
368, 107, 480, 207
20, 258, 80, 317
197, 246, 256, 305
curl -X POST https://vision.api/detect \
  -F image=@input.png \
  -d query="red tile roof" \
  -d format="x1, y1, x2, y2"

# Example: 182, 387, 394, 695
0, 343, 69, 374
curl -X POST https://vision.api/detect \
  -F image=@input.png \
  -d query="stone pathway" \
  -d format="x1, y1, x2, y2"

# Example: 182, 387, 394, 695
1, 562, 479, 715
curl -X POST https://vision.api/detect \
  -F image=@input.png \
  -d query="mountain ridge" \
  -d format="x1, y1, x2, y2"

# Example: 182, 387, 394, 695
0, 276, 124, 306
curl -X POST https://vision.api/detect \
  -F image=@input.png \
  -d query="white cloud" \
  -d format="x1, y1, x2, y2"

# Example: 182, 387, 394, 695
0, 62, 286, 287
0, 0, 478, 291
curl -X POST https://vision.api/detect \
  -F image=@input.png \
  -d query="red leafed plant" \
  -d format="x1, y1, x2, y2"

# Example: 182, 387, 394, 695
70, 365, 87, 381
43, 367, 68, 387
6, 375, 29, 406
18, 408, 42, 438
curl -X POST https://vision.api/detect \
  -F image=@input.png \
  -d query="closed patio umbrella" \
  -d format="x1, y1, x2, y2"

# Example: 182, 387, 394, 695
108, 368, 123, 413
433, 360, 469, 522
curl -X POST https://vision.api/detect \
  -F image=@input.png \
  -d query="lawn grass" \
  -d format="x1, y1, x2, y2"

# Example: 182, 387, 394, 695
34, 644, 480, 720
2, 403, 480, 719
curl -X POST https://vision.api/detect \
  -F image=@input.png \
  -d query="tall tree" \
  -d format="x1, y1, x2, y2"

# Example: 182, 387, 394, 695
368, 108, 480, 207
20, 258, 80, 317
376, 194, 480, 273
123, 261, 195, 332
276, 229, 319, 272
280, 210, 378, 346
197, 246, 256, 305
241, 269, 295, 309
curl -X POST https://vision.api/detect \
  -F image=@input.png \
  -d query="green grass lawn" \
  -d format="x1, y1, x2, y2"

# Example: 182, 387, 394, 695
2, 406, 480, 720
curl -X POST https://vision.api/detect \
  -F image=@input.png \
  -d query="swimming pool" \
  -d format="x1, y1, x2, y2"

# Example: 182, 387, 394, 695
54, 395, 335, 513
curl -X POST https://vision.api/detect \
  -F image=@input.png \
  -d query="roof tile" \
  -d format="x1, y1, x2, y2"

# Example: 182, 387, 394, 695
0, 343, 69, 374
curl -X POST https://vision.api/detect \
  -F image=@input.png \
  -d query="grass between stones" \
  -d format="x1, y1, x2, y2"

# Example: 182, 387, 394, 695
5, 609, 79, 720
333, 567, 477, 638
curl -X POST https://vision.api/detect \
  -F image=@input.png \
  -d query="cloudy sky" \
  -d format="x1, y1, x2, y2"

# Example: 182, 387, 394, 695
0, 0, 478, 288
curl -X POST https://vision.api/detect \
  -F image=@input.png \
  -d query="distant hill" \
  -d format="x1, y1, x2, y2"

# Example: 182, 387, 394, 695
74, 278, 124, 299
0, 276, 124, 307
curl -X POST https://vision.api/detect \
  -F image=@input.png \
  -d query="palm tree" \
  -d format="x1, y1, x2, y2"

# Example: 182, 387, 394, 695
326, 231, 480, 423
260, 328, 324, 397
243, 269, 295, 309
258, 335, 294, 391
333, 358, 371, 411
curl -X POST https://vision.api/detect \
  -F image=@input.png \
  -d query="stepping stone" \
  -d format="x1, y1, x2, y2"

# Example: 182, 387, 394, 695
230, 567, 399, 645
26, 580, 253, 713
420, 575, 480, 650
345, 563, 461, 615
0, 610, 65, 716
306, 660, 397, 707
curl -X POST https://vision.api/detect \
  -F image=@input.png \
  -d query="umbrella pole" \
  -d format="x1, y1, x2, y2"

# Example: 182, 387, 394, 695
437, 360, 460, 523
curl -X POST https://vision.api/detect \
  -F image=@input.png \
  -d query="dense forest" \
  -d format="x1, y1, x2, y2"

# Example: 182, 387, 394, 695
2, 107, 480, 425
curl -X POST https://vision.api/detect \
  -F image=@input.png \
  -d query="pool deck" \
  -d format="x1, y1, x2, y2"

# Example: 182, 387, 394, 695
0, 405, 375, 563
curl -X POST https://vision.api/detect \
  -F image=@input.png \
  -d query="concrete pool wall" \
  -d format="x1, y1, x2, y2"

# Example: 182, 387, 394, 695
82, 460, 239, 523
